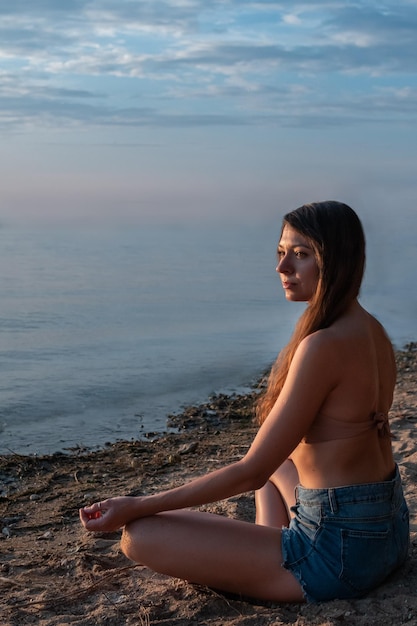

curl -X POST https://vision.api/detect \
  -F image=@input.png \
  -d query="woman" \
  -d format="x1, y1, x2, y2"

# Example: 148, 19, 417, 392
80, 201, 409, 603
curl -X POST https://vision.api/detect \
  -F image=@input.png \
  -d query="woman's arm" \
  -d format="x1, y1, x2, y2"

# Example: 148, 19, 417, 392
79, 458, 260, 532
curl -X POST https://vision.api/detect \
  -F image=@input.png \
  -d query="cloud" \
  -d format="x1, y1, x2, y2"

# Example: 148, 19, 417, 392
0, 0, 416, 133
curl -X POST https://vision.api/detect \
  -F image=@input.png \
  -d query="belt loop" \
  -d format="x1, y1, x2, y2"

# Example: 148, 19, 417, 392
329, 488, 338, 514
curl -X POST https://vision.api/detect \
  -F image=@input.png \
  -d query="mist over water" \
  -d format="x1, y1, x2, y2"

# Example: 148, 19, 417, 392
0, 213, 415, 455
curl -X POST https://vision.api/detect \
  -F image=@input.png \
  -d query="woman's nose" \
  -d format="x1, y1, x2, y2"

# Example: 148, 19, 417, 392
277, 254, 291, 274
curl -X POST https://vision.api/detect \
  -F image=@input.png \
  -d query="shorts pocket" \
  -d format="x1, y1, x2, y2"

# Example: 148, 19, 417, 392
394, 505, 410, 566
340, 528, 390, 594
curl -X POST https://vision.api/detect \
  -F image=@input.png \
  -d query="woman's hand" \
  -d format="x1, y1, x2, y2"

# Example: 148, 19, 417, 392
79, 496, 141, 533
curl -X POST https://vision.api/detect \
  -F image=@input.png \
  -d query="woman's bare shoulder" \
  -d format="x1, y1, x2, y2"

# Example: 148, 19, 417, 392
293, 306, 394, 376
298, 326, 342, 353
293, 328, 343, 372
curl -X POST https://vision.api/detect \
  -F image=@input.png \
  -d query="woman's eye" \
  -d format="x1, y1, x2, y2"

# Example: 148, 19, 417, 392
295, 250, 307, 258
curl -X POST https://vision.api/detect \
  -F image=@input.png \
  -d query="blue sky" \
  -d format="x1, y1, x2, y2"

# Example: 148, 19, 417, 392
1, 0, 417, 224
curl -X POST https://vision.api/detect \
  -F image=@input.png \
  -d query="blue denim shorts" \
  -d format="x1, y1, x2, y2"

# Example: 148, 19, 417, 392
281, 465, 409, 602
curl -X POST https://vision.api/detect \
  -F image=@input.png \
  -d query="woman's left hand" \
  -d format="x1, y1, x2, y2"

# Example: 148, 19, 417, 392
79, 496, 140, 533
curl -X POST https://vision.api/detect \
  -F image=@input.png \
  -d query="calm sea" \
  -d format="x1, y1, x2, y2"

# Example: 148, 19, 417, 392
1, 215, 415, 455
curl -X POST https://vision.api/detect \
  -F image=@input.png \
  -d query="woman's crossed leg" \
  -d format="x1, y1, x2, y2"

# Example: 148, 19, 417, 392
120, 509, 304, 602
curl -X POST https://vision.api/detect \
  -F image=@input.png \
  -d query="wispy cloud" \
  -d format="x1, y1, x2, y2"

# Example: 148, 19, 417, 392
0, 0, 416, 132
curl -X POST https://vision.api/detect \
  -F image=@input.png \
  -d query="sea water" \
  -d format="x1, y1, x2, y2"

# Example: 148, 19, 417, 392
0, 215, 415, 455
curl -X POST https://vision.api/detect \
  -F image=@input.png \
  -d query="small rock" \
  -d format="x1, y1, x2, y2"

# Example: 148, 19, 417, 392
37, 530, 53, 541
178, 442, 198, 455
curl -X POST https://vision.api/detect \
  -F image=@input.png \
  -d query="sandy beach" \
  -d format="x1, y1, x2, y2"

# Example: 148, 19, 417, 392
1, 343, 416, 626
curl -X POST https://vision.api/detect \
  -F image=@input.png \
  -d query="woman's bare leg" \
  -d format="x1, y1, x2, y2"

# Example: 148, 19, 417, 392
255, 481, 289, 527
255, 459, 299, 528
121, 509, 304, 603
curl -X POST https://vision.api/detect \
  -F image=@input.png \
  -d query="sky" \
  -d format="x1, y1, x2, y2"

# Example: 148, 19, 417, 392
1, 0, 417, 225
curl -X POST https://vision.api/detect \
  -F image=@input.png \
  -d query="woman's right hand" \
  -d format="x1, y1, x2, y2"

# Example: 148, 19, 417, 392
79, 495, 141, 533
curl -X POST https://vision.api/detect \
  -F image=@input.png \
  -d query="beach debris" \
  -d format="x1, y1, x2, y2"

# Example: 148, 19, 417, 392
1, 526, 11, 538
129, 457, 142, 469
167, 453, 181, 465
0, 472, 19, 498
37, 530, 54, 541
143, 431, 162, 440
166, 389, 258, 431
178, 442, 198, 455
0, 576, 25, 588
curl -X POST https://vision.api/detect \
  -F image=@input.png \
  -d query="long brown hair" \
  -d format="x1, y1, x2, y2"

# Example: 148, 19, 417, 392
256, 201, 366, 424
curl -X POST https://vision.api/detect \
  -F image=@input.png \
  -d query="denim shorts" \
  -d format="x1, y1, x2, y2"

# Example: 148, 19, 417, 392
281, 465, 409, 602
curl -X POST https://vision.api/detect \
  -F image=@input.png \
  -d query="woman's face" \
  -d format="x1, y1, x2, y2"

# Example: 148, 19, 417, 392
276, 224, 319, 302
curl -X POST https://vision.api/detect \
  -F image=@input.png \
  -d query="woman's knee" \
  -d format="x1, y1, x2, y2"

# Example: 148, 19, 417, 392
120, 522, 136, 561
121, 514, 172, 564
121, 517, 153, 563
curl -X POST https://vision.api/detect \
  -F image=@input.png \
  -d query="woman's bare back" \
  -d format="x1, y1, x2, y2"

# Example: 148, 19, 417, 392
291, 302, 396, 488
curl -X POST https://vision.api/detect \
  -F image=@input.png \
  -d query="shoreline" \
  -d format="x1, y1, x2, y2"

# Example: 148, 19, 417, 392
0, 343, 416, 625
1, 340, 414, 460
0, 369, 267, 461
0, 370, 267, 459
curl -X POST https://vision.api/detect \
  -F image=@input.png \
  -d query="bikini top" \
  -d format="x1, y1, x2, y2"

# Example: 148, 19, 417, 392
302, 411, 391, 444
